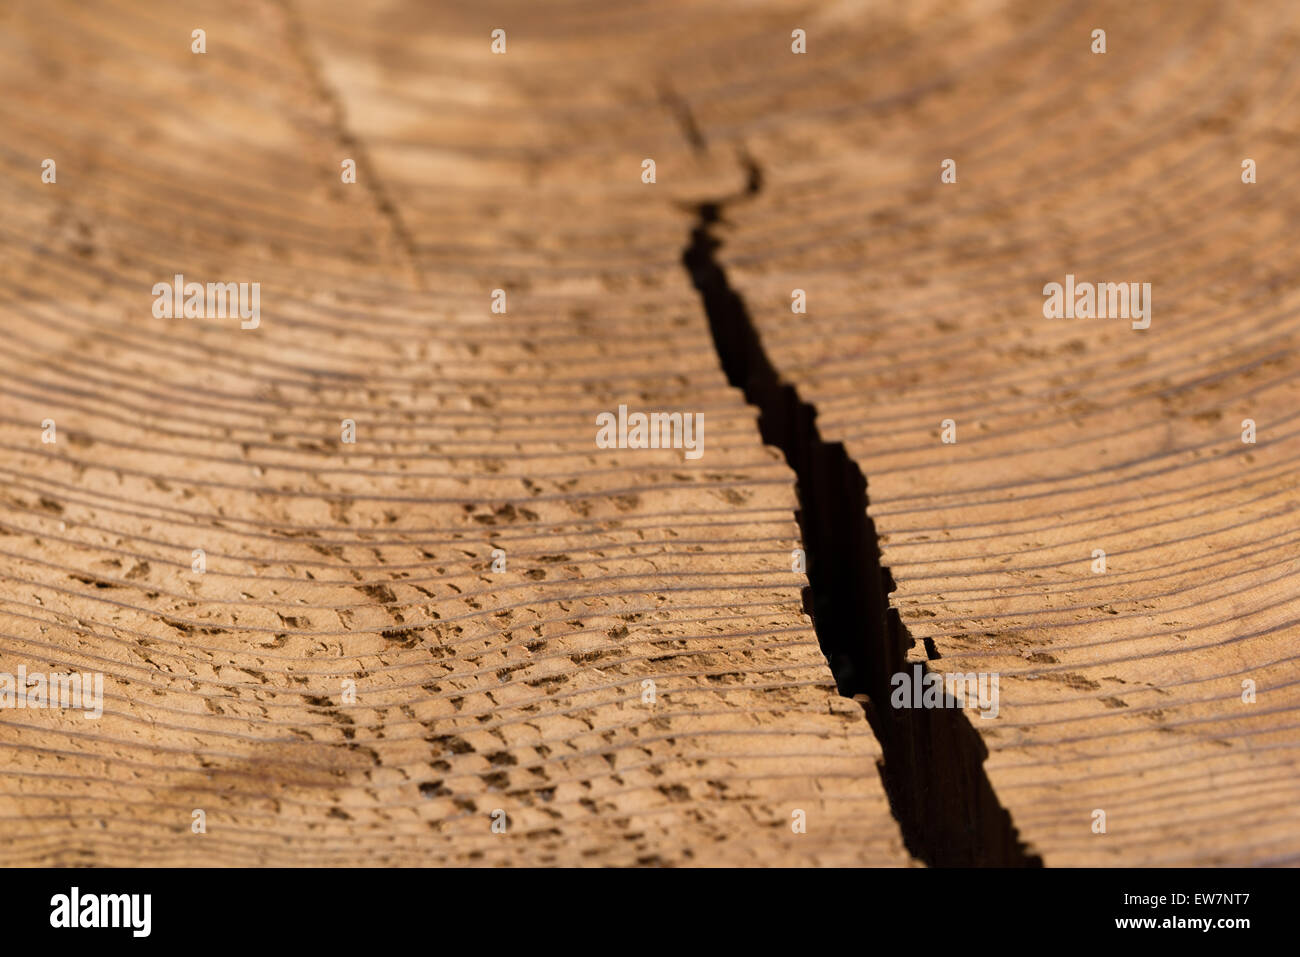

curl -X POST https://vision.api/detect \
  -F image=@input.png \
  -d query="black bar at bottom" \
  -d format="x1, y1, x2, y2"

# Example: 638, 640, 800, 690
0, 866, 1279, 944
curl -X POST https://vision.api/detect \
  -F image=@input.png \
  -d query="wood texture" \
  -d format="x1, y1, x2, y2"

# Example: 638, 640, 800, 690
2, 0, 1297, 868
0, 0, 910, 866
706, 1, 1300, 864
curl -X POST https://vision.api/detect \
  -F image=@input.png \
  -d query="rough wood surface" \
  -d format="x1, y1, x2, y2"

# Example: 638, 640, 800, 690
0, 0, 910, 866
3, 0, 1296, 868
706, 1, 1300, 865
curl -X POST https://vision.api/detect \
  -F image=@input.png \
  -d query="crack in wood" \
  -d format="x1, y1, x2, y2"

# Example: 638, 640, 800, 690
682, 164, 1041, 866
271, 0, 427, 291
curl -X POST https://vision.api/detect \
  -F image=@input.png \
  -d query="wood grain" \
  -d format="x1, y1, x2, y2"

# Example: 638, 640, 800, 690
702, 0, 1300, 865
3, 0, 1296, 868
0, 0, 909, 866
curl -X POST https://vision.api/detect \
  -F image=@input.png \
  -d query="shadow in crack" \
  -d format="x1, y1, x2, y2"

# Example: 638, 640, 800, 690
682, 172, 1041, 866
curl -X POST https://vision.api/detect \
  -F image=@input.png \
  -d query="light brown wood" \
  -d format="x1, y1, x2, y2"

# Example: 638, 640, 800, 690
3, 0, 1296, 868
708, 0, 1300, 865
0, 0, 910, 866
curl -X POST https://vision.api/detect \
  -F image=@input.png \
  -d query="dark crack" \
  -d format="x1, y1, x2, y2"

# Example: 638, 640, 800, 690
681, 157, 1041, 867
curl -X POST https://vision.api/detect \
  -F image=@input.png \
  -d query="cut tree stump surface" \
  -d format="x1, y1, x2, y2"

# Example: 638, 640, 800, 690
1, 0, 1297, 866
706, 1, 1300, 865
0, 0, 910, 866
